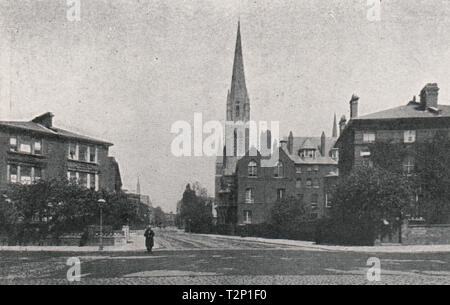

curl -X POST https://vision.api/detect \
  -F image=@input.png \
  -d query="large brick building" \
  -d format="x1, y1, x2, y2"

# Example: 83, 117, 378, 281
335, 83, 450, 177
215, 23, 338, 226
0, 112, 121, 192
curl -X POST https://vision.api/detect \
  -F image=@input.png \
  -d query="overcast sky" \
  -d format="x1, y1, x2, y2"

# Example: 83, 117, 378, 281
1, 0, 450, 212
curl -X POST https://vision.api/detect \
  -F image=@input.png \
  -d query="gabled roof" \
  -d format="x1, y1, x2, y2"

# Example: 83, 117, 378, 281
0, 116, 112, 146
284, 136, 338, 165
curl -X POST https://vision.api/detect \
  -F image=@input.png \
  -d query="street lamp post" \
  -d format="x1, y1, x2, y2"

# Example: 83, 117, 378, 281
97, 198, 106, 250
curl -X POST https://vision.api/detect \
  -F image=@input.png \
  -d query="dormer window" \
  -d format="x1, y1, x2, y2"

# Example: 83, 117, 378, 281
299, 149, 316, 159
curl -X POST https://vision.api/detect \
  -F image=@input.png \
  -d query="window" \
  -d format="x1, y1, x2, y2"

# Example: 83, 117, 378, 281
245, 188, 254, 203
273, 161, 284, 178
89, 146, 96, 163
307, 167, 312, 172
79, 172, 88, 187
277, 188, 285, 200
325, 193, 332, 208
300, 149, 316, 159
403, 156, 415, 175
363, 132, 376, 143
313, 178, 320, 188
248, 160, 257, 177
68, 171, 77, 182
243, 210, 252, 224
10, 137, 18, 152
360, 147, 371, 157
78, 145, 87, 161
34, 168, 42, 181
89, 173, 96, 189
306, 178, 312, 188
20, 166, 32, 184
34, 141, 42, 155
20, 143, 31, 154
69, 144, 77, 160
296, 179, 302, 189
235, 105, 240, 117
9, 165, 18, 183
311, 194, 318, 209
296, 167, 302, 174
404, 130, 416, 143
330, 149, 338, 160
362, 157, 373, 168
313, 165, 319, 172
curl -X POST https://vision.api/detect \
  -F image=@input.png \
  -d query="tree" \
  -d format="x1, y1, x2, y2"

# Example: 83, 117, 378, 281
179, 183, 213, 233
330, 165, 414, 244
270, 195, 308, 237
152, 206, 166, 227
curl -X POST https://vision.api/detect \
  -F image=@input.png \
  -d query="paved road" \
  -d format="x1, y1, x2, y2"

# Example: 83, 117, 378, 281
1, 228, 449, 284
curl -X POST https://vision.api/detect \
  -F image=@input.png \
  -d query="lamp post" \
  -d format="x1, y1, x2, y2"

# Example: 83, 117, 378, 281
97, 198, 106, 250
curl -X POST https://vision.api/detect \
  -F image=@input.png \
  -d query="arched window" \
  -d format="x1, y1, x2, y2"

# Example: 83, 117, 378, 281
273, 161, 284, 178
248, 160, 257, 177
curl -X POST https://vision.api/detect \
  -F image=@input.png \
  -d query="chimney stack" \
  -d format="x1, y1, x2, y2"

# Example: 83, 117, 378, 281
320, 131, 326, 157
287, 131, 293, 154
420, 83, 439, 109
350, 94, 359, 119
280, 140, 288, 151
339, 115, 347, 135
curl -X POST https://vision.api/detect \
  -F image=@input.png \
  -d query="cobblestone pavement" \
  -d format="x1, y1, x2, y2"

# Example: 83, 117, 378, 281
1, 229, 449, 285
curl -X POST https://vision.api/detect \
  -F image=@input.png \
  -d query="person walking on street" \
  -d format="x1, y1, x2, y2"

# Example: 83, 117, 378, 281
144, 226, 155, 254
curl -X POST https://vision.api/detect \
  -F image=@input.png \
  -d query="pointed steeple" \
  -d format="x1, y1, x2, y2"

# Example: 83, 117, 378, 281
332, 113, 338, 138
229, 21, 249, 122
136, 176, 141, 195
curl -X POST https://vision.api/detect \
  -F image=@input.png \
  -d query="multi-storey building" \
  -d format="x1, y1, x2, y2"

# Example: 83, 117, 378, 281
335, 83, 450, 177
215, 23, 338, 227
0, 112, 121, 192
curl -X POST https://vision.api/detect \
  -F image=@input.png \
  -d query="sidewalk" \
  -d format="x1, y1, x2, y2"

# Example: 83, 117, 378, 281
0, 233, 152, 252
197, 233, 450, 253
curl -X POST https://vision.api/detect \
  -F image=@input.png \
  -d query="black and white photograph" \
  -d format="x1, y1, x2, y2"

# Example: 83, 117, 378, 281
0, 0, 449, 290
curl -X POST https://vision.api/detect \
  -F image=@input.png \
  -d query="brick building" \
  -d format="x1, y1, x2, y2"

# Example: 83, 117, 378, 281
0, 112, 121, 192
215, 23, 338, 226
335, 83, 450, 177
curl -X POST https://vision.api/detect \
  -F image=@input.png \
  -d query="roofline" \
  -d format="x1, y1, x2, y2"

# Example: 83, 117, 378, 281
0, 122, 113, 146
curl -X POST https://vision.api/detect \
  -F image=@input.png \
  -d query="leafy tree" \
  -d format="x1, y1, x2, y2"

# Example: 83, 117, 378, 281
369, 130, 450, 223
330, 165, 414, 243
179, 183, 213, 233
152, 206, 166, 227
270, 195, 308, 237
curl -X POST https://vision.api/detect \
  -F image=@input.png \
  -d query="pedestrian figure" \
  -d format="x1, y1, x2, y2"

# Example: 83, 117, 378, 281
144, 226, 155, 254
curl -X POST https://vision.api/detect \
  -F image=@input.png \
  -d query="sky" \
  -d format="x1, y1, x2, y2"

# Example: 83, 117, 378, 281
1, 0, 450, 212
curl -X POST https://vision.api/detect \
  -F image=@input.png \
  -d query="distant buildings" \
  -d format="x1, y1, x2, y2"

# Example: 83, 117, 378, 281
215, 23, 338, 227
0, 112, 121, 192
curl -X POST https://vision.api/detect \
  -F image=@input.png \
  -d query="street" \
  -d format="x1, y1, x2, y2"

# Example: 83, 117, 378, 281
0, 228, 449, 285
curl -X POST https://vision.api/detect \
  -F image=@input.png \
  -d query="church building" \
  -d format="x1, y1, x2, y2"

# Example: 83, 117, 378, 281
215, 23, 338, 228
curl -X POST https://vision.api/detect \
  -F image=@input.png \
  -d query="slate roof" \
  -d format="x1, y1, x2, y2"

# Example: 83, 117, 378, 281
0, 119, 112, 145
283, 136, 338, 165
356, 101, 450, 120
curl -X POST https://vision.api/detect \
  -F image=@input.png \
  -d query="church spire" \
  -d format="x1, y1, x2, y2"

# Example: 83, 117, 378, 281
136, 176, 141, 195
229, 21, 249, 122
332, 113, 338, 138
